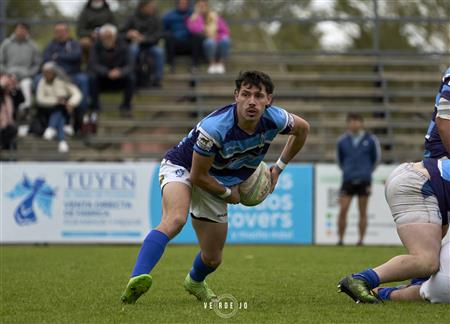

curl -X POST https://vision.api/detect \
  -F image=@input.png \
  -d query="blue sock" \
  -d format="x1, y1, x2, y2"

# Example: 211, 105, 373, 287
352, 269, 380, 289
189, 252, 216, 282
131, 230, 169, 277
377, 286, 400, 301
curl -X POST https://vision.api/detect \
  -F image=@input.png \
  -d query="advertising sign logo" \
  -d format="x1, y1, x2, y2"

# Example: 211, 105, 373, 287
6, 175, 56, 226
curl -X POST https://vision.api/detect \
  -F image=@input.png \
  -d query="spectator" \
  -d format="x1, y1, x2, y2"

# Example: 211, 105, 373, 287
0, 22, 40, 113
35, 62, 82, 153
163, 0, 204, 72
336, 113, 381, 246
121, 0, 165, 88
77, 0, 116, 62
187, 0, 230, 74
0, 74, 19, 150
43, 22, 89, 134
88, 24, 134, 118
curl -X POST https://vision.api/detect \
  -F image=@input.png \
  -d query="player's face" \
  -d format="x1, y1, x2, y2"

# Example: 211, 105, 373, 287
235, 84, 272, 123
348, 119, 363, 133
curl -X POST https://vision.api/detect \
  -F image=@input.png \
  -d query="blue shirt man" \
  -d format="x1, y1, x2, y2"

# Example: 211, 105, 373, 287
120, 70, 310, 304
424, 67, 450, 159
336, 113, 381, 246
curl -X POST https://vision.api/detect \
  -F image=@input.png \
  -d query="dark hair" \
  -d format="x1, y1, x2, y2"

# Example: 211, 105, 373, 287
15, 22, 29, 30
347, 112, 363, 122
235, 71, 274, 95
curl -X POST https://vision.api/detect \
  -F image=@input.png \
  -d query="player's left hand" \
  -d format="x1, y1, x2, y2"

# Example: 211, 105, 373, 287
269, 165, 281, 193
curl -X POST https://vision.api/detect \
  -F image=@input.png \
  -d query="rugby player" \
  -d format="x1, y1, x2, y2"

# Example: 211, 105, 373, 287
121, 70, 310, 304
375, 241, 449, 304
338, 158, 449, 303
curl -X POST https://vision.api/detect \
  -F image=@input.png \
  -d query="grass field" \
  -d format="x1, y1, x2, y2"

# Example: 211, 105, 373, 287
1, 245, 448, 323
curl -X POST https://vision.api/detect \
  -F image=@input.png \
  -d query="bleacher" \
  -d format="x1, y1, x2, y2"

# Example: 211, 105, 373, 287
2, 52, 448, 163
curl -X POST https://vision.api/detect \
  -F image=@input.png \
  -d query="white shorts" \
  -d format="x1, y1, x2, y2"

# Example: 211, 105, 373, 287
420, 242, 450, 303
159, 159, 228, 223
385, 163, 442, 225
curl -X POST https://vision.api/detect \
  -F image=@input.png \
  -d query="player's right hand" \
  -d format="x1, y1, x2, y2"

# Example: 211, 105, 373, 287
225, 185, 240, 204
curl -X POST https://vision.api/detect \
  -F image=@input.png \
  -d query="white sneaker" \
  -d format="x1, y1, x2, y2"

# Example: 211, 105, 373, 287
64, 125, 74, 136
58, 140, 69, 153
216, 63, 225, 74
43, 127, 56, 141
207, 64, 215, 74
18, 125, 29, 137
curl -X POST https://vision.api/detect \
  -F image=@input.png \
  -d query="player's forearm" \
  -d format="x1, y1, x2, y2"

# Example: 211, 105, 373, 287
280, 122, 309, 163
190, 173, 228, 196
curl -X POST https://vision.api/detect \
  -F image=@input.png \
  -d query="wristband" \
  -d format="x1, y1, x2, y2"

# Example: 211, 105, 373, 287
276, 158, 287, 172
218, 187, 232, 199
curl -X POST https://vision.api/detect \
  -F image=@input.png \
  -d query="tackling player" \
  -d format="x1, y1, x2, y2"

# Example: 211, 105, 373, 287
337, 158, 449, 303
121, 70, 309, 304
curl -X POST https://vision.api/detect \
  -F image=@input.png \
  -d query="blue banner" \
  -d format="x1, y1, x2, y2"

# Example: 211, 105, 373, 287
150, 164, 314, 244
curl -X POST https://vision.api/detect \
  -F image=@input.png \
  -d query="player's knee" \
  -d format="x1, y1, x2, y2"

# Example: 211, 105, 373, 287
158, 215, 187, 238
418, 254, 440, 275
170, 215, 187, 232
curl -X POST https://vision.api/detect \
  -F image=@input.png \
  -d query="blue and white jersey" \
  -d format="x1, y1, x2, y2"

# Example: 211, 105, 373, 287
424, 158, 450, 225
424, 67, 450, 159
164, 103, 294, 186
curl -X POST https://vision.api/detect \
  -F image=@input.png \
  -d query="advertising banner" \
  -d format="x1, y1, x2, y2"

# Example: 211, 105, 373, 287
1, 163, 154, 243
2, 162, 313, 244
314, 164, 401, 245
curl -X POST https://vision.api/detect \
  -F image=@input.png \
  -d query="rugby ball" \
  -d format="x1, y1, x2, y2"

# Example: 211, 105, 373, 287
239, 161, 272, 206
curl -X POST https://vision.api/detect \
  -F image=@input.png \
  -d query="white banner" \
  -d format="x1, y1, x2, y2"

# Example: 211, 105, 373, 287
1, 162, 155, 243
315, 164, 401, 245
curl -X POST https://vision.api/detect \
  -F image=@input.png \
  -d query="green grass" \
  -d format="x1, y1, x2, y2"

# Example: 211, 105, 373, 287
1, 245, 449, 323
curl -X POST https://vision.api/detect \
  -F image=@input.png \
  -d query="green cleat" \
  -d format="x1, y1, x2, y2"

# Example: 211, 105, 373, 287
183, 274, 217, 301
337, 276, 382, 304
121, 274, 152, 304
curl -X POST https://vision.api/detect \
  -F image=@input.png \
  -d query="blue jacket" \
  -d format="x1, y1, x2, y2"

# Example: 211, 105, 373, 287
162, 8, 192, 41
43, 39, 82, 75
337, 131, 381, 182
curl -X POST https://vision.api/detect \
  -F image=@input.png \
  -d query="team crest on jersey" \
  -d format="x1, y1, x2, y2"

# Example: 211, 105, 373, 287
197, 132, 214, 151
175, 169, 185, 177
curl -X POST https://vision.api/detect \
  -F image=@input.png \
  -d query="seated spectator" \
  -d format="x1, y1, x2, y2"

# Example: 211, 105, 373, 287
42, 22, 89, 134
121, 0, 165, 88
77, 0, 116, 62
35, 62, 82, 153
0, 22, 41, 113
163, 0, 204, 72
187, 0, 230, 74
0, 74, 19, 151
88, 24, 134, 118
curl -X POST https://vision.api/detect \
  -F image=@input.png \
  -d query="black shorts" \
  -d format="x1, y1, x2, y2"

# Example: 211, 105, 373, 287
340, 181, 371, 197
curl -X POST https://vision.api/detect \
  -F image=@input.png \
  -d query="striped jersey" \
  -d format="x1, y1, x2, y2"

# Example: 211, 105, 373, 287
424, 158, 450, 225
424, 67, 450, 159
164, 103, 294, 186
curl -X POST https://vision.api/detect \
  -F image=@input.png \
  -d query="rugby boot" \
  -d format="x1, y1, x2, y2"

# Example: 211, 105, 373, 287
337, 275, 382, 304
183, 274, 217, 301
121, 274, 152, 304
